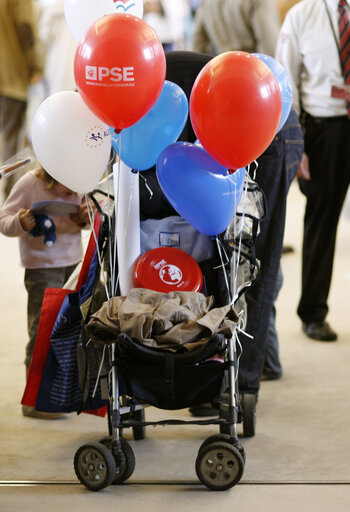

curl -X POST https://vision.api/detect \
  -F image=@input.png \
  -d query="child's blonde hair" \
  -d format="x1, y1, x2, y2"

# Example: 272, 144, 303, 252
35, 166, 57, 190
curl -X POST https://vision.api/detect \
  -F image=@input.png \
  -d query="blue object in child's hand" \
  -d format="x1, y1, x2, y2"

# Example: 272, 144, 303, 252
30, 214, 56, 246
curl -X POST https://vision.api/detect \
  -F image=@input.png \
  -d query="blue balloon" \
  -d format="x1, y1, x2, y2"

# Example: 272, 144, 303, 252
111, 80, 188, 170
253, 53, 293, 132
156, 142, 245, 236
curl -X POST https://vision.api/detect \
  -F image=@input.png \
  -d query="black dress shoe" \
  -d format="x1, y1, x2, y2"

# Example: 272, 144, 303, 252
302, 321, 337, 341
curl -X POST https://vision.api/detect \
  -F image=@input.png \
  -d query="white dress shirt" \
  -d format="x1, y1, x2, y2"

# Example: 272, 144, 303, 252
275, 0, 349, 117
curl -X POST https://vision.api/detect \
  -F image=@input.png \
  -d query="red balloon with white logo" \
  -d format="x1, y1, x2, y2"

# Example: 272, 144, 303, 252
74, 13, 166, 131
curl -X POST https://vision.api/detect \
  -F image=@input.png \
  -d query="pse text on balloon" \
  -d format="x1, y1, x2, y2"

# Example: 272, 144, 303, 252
85, 65, 135, 83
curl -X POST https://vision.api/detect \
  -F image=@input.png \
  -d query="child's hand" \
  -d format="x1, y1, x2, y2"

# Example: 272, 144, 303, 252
19, 209, 35, 231
69, 204, 90, 228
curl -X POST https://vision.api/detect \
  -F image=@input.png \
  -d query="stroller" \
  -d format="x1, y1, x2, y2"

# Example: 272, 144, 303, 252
73, 172, 263, 492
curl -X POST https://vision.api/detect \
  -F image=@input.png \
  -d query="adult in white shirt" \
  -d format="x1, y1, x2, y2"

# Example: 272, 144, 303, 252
276, 0, 350, 341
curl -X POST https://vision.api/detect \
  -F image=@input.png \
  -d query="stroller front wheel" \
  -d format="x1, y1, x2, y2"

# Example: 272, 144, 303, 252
195, 441, 244, 491
74, 442, 116, 491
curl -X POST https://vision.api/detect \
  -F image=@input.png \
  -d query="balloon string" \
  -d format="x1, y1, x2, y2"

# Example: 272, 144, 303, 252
215, 237, 232, 304
85, 194, 111, 301
232, 170, 249, 303
250, 160, 258, 181
105, 165, 115, 298
139, 173, 154, 199
112, 136, 122, 296
123, 170, 137, 244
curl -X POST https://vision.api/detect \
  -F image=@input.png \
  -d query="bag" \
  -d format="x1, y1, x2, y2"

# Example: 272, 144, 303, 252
115, 333, 228, 410
21, 216, 107, 415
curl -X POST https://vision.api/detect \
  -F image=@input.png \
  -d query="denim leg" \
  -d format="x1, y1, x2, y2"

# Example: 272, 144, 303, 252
264, 265, 283, 377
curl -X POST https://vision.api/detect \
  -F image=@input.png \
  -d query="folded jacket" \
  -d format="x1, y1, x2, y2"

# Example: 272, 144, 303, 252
85, 288, 238, 351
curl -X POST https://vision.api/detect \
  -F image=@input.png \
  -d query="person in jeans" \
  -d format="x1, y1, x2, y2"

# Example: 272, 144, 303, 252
238, 109, 304, 395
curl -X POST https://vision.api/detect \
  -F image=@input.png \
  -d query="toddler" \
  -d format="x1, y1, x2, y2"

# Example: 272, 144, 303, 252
0, 166, 89, 418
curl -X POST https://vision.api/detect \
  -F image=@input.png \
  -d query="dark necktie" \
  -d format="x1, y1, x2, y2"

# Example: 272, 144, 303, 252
338, 0, 350, 113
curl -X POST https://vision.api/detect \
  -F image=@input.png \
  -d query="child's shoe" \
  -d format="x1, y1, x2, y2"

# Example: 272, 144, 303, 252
22, 405, 66, 419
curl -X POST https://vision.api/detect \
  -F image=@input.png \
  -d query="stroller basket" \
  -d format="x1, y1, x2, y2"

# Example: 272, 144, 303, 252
115, 332, 228, 410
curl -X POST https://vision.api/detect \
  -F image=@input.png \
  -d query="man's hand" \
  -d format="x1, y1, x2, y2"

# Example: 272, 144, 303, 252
19, 209, 35, 231
296, 152, 310, 180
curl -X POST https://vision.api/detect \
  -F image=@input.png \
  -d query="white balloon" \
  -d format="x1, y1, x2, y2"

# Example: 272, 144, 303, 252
32, 91, 111, 194
64, 0, 144, 42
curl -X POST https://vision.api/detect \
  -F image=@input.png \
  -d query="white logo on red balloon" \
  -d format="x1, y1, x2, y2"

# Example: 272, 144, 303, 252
85, 65, 135, 86
85, 126, 110, 148
113, 0, 136, 12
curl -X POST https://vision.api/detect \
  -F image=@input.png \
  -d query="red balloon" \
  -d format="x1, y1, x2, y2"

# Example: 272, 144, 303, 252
189, 52, 282, 169
74, 14, 166, 131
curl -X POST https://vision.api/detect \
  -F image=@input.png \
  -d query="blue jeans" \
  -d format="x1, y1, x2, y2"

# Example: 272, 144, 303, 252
238, 109, 304, 394
264, 265, 283, 377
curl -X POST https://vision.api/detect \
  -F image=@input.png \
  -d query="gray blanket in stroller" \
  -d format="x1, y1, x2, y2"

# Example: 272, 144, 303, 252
85, 288, 237, 351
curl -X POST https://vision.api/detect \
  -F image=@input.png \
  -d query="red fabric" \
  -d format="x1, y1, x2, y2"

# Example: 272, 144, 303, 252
21, 214, 102, 408
21, 288, 72, 406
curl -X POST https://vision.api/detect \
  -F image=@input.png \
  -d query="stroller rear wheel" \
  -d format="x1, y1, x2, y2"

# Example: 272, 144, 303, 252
98, 436, 136, 483
195, 441, 244, 491
241, 393, 256, 437
112, 438, 136, 484
74, 442, 116, 491
130, 408, 146, 440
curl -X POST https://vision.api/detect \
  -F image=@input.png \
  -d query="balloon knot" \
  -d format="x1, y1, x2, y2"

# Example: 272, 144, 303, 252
114, 128, 122, 134
228, 169, 236, 175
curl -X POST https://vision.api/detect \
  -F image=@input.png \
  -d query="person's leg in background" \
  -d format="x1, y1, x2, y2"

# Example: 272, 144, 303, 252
297, 115, 350, 341
261, 264, 283, 380
0, 95, 27, 199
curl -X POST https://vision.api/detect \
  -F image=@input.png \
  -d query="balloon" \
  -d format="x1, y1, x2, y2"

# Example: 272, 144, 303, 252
189, 51, 282, 170
31, 91, 111, 194
253, 53, 293, 132
156, 142, 245, 236
111, 80, 188, 171
64, 0, 144, 42
193, 139, 228, 176
74, 14, 166, 131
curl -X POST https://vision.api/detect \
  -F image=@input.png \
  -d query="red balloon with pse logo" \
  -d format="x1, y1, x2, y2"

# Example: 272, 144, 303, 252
74, 14, 166, 131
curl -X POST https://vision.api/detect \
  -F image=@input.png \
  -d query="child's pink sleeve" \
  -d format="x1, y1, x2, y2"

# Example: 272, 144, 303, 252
0, 180, 29, 237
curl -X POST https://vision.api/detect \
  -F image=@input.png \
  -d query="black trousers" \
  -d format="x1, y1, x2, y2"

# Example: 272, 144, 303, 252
297, 114, 350, 323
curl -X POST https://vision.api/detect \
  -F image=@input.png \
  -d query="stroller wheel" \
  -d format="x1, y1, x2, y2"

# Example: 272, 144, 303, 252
131, 408, 146, 440
112, 438, 136, 484
198, 435, 246, 463
195, 441, 244, 491
198, 434, 234, 453
74, 442, 116, 491
241, 393, 256, 438
196, 441, 244, 491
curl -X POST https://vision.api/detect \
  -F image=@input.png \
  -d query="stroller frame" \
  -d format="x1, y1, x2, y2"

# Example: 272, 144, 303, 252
73, 192, 248, 492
